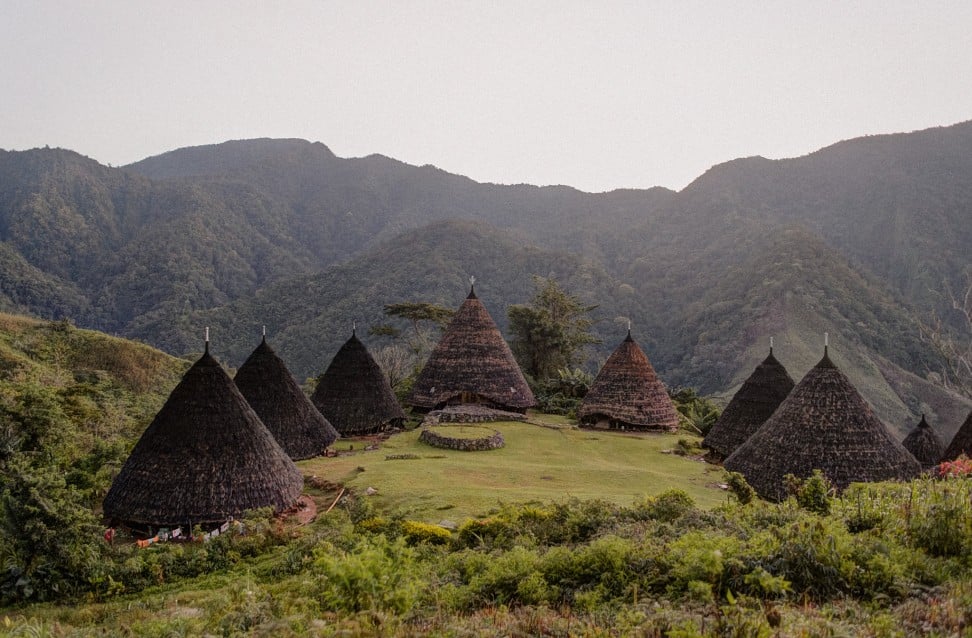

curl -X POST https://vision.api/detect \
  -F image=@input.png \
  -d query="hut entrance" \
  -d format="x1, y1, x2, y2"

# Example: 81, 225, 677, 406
446, 392, 490, 407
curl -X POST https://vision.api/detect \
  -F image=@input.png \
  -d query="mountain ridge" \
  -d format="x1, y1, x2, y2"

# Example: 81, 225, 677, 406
1, 121, 970, 435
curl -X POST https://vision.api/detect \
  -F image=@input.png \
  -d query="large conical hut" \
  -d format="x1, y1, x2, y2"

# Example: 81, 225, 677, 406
103, 341, 303, 531
311, 329, 405, 435
702, 346, 795, 459
724, 346, 921, 501
408, 283, 535, 413
941, 410, 972, 461
578, 329, 679, 432
235, 332, 339, 460
901, 414, 945, 469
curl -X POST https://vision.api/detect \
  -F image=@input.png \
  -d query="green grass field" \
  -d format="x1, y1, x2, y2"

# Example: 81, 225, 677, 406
301, 415, 727, 521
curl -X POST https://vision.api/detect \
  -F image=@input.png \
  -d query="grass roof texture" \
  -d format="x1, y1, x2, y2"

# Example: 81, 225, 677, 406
103, 347, 304, 528
723, 348, 921, 501
578, 331, 679, 432
702, 349, 795, 459
234, 336, 338, 460
941, 410, 972, 461
408, 287, 535, 413
311, 331, 405, 436
901, 414, 945, 469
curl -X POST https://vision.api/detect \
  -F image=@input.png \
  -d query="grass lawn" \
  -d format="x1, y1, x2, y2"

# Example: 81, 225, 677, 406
300, 415, 727, 521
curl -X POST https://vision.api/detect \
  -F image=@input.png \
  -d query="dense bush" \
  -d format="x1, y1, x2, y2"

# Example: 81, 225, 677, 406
309, 535, 425, 614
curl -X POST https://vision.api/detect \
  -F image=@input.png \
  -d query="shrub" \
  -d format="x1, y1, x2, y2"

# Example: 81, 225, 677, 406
633, 489, 697, 523
401, 520, 451, 545
725, 471, 756, 506
667, 531, 742, 598
905, 479, 972, 558
767, 517, 850, 599
937, 455, 972, 478
539, 535, 636, 604
310, 535, 424, 614
464, 546, 544, 607
455, 517, 517, 550
787, 470, 833, 515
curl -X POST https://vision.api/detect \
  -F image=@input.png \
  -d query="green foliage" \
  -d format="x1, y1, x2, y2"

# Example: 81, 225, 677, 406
533, 367, 593, 415
670, 387, 722, 436
725, 471, 756, 505
904, 480, 972, 558
786, 470, 834, 515
0, 455, 106, 603
508, 276, 599, 383
632, 489, 697, 523
455, 517, 517, 550
381, 301, 454, 353
310, 535, 424, 614
767, 517, 850, 599
400, 520, 451, 546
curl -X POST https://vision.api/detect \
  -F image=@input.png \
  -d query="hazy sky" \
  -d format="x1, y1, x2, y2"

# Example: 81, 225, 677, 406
3, 2, 971, 192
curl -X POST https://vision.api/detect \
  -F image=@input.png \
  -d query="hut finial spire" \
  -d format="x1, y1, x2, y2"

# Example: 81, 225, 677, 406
262, 325, 266, 343
205, 326, 209, 354
824, 331, 829, 356
352, 320, 356, 337
467, 275, 478, 299
770, 335, 774, 354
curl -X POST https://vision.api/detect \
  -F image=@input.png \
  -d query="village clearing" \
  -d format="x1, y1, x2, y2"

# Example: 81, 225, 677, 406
302, 417, 726, 521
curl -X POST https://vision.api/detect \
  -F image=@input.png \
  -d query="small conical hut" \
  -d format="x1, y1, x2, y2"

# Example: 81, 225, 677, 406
103, 344, 303, 530
901, 414, 945, 469
578, 330, 679, 432
235, 334, 338, 460
408, 284, 535, 413
703, 348, 795, 459
724, 347, 921, 501
311, 330, 405, 435
941, 410, 972, 462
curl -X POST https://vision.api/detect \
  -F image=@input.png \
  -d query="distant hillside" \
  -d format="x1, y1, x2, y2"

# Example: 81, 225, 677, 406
176, 220, 641, 380
0, 313, 189, 494
668, 122, 972, 317
2, 121, 971, 437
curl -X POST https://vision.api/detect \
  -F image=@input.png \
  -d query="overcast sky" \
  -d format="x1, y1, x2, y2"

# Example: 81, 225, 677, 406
2, 1, 971, 192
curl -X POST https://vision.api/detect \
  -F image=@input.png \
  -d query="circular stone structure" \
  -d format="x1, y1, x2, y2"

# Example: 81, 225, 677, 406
418, 425, 505, 451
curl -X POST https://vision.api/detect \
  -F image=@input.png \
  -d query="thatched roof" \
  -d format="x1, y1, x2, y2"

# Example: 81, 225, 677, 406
311, 331, 405, 435
901, 414, 945, 469
234, 336, 338, 460
723, 348, 921, 501
408, 286, 535, 413
703, 349, 795, 459
578, 330, 679, 431
103, 346, 303, 528
941, 410, 972, 461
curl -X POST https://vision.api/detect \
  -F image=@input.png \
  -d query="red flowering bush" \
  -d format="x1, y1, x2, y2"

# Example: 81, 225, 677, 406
937, 455, 972, 478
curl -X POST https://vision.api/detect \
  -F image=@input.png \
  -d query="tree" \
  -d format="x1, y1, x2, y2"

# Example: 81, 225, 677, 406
508, 277, 599, 382
370, 301, 456, 395
379, 302, 454, 353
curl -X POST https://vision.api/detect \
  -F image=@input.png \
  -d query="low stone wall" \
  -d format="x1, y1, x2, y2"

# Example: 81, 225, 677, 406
423, 404, 527, 425
418, 427, 505, 451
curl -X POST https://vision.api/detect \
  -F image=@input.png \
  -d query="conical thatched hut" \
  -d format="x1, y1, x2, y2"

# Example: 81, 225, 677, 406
578, 330, 679, 432
408, 285, 535, 413
901, 414, 945, 469
235, 334, 338, 460
724, 347, 921, 501
941, 411, 972, 461
703, 348, 795, 459
103, 344, 303, 530
311, 330, 405, 435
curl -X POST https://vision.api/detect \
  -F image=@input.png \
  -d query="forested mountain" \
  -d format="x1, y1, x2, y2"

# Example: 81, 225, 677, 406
1, 121, 970, 438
